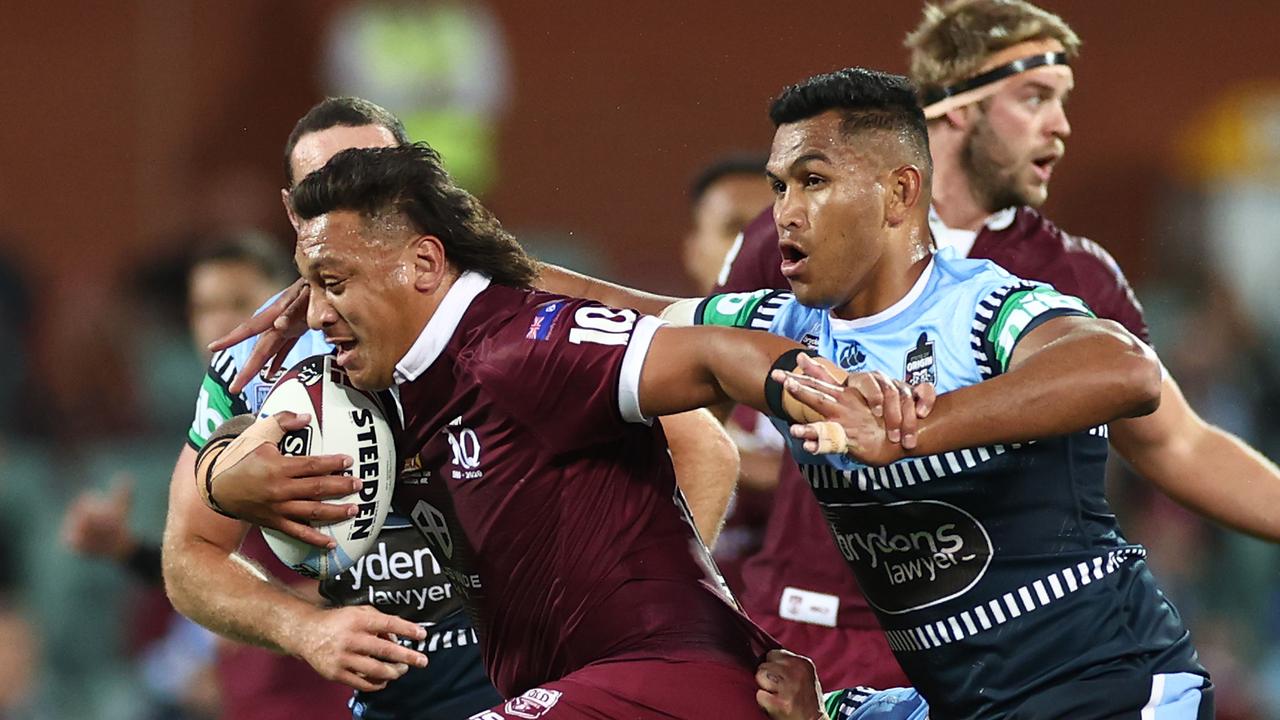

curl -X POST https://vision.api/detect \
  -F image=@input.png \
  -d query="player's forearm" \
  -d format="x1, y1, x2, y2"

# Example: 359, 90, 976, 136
662, 409, 740, 547
1113, 383, 1280, 540
162, 444, 318, 657
536, 263, 682, 317
914, 328, 1160, 456
163, 535, 319, 655
641, 326, 812, 418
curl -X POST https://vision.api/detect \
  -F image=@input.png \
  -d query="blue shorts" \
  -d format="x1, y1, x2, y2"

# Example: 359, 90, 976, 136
832, 672, 1213, 720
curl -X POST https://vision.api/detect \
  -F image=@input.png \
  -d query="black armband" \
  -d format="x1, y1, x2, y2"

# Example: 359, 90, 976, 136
194, 436, 239, 519
763, 348, 806, 421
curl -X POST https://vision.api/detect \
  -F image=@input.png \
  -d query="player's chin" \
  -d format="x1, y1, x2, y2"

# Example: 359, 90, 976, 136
345, 360, 394, 391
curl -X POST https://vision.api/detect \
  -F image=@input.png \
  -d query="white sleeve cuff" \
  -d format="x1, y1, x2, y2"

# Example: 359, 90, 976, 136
617, 314, 667, 424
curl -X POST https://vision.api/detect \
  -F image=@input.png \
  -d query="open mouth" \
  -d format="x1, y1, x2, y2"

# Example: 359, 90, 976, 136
779, 241, 809, 277
331, 339, 358, 367
1031, 153, 1060, 182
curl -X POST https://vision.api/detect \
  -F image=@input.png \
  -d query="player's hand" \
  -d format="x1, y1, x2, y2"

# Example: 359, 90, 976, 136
208, 279, 309, 394
293, 605, 429, 692
60, 473, 138, 561
207, 411, 356, 548
791, 355, 936, 448
756, 649, 829, 720
776, 362, 935, 465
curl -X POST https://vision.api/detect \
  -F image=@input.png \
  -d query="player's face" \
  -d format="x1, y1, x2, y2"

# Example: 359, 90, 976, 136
961, 63, 1073, 211
684, 174, 774, 293
767, 111, 891, 313
188, 260, 278, 360
295, 210, 423, 390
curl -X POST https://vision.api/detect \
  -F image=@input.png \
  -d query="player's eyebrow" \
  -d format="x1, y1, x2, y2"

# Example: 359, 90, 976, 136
767, 151, 833, 181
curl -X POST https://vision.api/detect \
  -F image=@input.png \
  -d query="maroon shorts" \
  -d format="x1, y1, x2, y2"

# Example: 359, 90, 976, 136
468, 657, 768, 719
754, 613, 909, 690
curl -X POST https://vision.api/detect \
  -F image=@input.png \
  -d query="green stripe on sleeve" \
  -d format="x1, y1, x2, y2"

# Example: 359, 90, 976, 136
986, 287, 1093, 371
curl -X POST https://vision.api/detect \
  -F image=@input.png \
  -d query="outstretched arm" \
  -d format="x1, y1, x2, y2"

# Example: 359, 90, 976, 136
786, 316, 1161, 464
636, 325, 833, 420
915, 316, 1159, 453
536, 264, 682, 317
1112, 373, 1280, 541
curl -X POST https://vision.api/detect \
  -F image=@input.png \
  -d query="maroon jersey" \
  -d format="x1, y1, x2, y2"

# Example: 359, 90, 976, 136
718, 203, 1150, 689
390, 272, 772, 699
966, 206, 1149, 342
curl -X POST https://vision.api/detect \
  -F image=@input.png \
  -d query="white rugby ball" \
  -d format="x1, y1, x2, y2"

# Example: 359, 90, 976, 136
256, 354, 398, 579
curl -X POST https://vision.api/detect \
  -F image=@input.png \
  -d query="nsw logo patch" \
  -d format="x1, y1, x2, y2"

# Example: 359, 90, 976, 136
904, 332, 936, 386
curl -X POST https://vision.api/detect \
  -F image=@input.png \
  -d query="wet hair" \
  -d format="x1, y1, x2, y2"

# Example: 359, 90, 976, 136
688, 154, 769, 205
769, 67, 932, 176
191, 231, 296, 287
905, 0, 1081, 103
290, 143, 539, 288
282, 97, 410, 186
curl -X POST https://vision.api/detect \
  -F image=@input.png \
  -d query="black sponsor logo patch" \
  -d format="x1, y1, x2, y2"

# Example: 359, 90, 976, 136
800, 332, 820, 351
825, 499, 991, 614
904, 332, 936, 386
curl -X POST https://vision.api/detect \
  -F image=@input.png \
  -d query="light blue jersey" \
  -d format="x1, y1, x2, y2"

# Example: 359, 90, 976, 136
697, 250, 1206, 719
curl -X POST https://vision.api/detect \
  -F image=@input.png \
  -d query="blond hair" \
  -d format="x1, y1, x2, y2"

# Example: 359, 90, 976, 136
905, 0, 1081, 100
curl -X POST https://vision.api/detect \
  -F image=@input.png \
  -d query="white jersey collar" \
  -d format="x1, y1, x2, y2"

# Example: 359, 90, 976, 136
829, 256, 935, 331
394, 271, 492, 385
928, 205, 1017, 257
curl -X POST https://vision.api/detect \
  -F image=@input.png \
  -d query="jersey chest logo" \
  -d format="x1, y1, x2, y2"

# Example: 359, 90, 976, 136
826, 499, 992, 615
904, 332, 936, 386
837, 341, 868, 370
444, 416, 483, 479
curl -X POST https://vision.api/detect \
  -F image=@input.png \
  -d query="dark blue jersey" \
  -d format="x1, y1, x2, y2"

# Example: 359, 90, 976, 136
699, 251, 1205, 719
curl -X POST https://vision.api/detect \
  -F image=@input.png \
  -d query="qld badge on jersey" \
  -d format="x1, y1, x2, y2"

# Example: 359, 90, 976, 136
904, 332, 936, 386
526, 301, 564, 341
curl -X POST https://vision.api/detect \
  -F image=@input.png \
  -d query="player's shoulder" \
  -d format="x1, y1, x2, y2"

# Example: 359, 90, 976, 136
468, 286, 651, 360
931, 248, 1030, 304
1006, 207, 1134, 286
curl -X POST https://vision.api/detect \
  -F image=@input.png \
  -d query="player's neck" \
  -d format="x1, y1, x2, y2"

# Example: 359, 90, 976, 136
931, 166, 993, 233
833, 233, 932, 321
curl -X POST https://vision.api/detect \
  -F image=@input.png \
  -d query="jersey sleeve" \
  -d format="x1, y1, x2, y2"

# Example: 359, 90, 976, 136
480, 298, 665, 451
187, 349, 251, 450
693, 289, 794, 330
713, 207, 789, 294
972, 282, 1094, 378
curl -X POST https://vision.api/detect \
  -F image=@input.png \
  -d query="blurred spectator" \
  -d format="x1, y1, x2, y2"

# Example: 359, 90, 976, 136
55, 232, 351, 720
682, 154, 773, 296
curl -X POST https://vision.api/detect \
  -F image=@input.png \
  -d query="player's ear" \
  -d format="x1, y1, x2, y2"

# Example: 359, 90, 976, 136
884, 165, 924, 226
282, 189, 301, 232
942, 105, 977, 131
410, 234, 449, 293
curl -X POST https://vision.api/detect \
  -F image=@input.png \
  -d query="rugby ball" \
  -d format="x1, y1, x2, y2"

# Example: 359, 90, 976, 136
256, 354, 398, 579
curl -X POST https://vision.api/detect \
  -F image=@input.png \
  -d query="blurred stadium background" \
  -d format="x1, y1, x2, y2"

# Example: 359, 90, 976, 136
0, 1, 1278, 718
